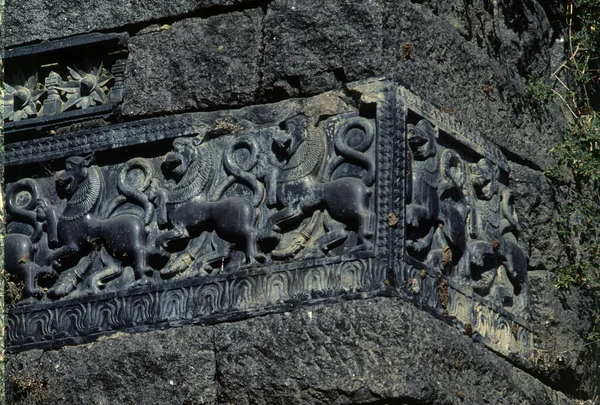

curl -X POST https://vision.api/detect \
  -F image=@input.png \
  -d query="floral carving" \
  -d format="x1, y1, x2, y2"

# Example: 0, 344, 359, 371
4, 63, 117, 123
60, 64, 113, 112
3, 74, 46, 122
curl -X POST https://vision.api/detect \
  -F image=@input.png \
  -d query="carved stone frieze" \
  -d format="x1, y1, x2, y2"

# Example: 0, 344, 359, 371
397, 87, 532, 357
5, 81, 399, 350
5, 80, 531, 358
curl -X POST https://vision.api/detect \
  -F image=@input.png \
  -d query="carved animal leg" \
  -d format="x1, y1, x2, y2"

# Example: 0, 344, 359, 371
318, 213, 348, 253
46, 244, 79, 270
152, 188, 169, 226
131, 246, 153, 286
268, 207, 304, 232
89, 249, 123, 292
244, 230, 266, 265
353, 211, 374, 251
156, 223, 189, 250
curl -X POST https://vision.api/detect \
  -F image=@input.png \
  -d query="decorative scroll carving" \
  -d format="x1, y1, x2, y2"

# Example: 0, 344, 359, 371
6, 110, 379, 306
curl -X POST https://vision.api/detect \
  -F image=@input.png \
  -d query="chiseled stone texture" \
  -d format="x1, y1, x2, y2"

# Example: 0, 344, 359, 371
3, 0, 255, 47
509, 163, 598, 397
6, 327, 216, 405
262, 0, 385, 98
122, 10, 262, 117
262, 0, 566, 170
6, 298, 575, 404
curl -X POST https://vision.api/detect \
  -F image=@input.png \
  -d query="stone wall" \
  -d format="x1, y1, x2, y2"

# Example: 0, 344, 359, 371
3, 0, 599, 403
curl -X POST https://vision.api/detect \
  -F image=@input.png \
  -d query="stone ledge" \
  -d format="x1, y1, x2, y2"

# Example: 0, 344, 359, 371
6, 297, 574, 404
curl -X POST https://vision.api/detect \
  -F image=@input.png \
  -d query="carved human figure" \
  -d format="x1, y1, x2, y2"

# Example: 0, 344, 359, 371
406, 119, 440, 259
430, 149, 470, 273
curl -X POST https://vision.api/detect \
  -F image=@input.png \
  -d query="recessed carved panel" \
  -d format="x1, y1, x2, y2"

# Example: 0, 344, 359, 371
5, 82, 399, 350
3, 33, 127, 135
397, 88, 532, 357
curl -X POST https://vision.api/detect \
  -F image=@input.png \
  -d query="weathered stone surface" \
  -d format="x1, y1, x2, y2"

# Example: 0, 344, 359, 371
122, 10, 262, 116
529, 271, 598, 398
509, 162, 598, 397
215, 298, 570, 404
6, 298, 576, 404
509, 163, 566, 271
384, 0, 566, 171
3, 0, 256, 47
262, 0, 385, 98
6, 327, 216, 405
262, 0, 566, 169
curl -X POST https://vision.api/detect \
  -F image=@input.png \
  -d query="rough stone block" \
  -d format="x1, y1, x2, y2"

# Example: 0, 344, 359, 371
122, 10, 262, 116
383, 0, 567, 171
4, 0, 256, 47
5, 327, 216, 405
262, 0, 385, 98
215, 298, 571, 404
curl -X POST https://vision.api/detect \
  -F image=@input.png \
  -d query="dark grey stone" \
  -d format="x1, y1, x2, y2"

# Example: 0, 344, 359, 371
6, 327, 216, 405
529, 270, 599, 398
384, 0, 567, 171
262, 0, 566, 169
509, 163, 566, 271
214, 298, 570, 404
262, 0, 385, 98
3, 0, 255, 48
122, 10, 262, 117
6, 297, 576, 404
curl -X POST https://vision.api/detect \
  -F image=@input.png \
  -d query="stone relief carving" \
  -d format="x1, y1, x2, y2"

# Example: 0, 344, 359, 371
3, 64, 115, 122
5, 81, 531, 356
5, 112, 379, 306
404, 114, 529, 319
399, 86, 532, 357
3, 32, 127, 131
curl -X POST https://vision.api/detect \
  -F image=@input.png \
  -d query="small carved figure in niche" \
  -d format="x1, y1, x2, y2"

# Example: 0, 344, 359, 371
5, 179, 57, 302
266, 115, 376, 255
433, 149, 469, 274
154, 136, 266, 268
467, 158, 504, 294
3, 74, 46, 122
43, 154, 151, 298
406, 119, 440, 260
59, 64, 113, 112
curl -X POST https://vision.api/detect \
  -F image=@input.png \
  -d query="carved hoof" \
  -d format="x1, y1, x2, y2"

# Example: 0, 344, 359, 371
132, 276, 155, 287
48, 273, 78, 299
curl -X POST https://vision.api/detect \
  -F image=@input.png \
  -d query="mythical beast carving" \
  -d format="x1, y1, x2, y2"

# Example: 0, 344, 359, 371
154, 136, 265, 270
5, 179, 57, 303
43, 154, 151, 297
263, 114, 377, 257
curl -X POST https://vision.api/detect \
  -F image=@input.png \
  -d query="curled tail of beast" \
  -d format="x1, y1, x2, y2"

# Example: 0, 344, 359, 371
326, 116, 376, 187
